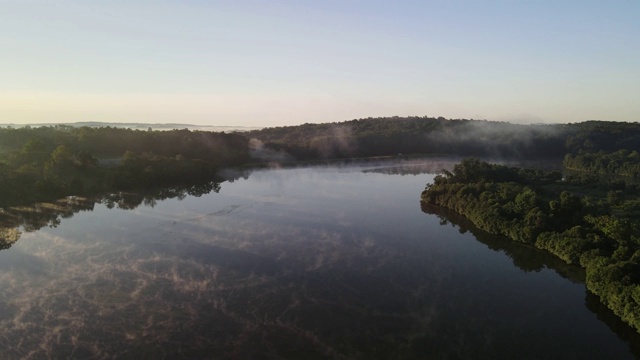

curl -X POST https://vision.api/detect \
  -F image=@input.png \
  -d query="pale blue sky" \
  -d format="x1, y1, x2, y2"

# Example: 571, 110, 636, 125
1, 0, 638, 126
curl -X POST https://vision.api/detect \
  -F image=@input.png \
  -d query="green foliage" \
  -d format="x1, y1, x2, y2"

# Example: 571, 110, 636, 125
246, 117, 569, 160
246, 118, 640, 162
535, 227, 594, 264
0, 126, 250, 207
422, 158, 640, 333
565, 121, 640, 154
114, 151, 217, 189
586, 260, 640, 331
565, 150, 640, 179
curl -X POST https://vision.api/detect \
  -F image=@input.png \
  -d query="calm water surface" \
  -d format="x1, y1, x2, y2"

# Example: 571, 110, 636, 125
0, 159, 638, 359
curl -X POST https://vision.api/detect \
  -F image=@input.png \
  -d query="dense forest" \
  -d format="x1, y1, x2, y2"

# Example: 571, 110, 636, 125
246, 117, 640, 161
0, 126, 248, 206
565, 150, 640, 179
2, 116, 640, 209
421, 159, 640, 333
2, 116, 640, 208
246, 117, 567, 159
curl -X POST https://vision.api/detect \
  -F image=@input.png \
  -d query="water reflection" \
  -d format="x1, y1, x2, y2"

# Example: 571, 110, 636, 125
0, 160, 637, 359
361, 159, 463, 176
421, 202, 640, 358
585, 292, 640, 358
0, 180, 221, 251
421, 203, 585, 282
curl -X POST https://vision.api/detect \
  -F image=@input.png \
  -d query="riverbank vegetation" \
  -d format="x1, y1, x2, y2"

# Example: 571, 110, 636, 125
0, 126, 248, 207
246, 116, 567, 159
421, 158, 640, 333
3, 118, 640, 207
246, 117, 640, 161
564, 150, 640, 179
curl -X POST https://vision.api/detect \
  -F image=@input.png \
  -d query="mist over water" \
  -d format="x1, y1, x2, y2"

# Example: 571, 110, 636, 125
0, 158, 637, 359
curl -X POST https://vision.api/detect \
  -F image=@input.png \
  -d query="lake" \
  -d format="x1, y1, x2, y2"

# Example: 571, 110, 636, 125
0, 158, 639, 359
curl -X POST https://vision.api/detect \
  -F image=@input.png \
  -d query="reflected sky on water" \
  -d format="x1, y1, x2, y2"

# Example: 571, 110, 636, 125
0, 158, 638, 359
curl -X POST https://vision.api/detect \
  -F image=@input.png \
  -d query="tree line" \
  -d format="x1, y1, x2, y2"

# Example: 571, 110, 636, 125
564, 150, 640, 179
246, 117, 568, 160
3, 117, 640, 208
0, 126, 248, 206
246, 117, 640, 161
421, 158, 640, 333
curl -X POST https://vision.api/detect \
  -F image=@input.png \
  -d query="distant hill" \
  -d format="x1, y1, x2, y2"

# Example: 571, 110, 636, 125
0, 122, 261, 132
246, 116, 563, 160
245, 117, 640, 161
3, 117, 640, 162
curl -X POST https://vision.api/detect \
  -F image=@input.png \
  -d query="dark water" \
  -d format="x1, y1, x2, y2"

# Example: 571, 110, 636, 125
0, 159, 638, 359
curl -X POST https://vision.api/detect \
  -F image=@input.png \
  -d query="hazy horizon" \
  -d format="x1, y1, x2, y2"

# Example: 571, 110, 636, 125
0, 117, 628, 132
2, 1, 638, 127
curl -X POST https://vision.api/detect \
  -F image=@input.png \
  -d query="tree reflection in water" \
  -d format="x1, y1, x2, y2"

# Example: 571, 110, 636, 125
421, 202, 640, 358
0, 180, 222, 251
0, 161, 637, 359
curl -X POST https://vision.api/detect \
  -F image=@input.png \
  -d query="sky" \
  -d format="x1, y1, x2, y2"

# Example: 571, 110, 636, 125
1, 0, 639, 127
